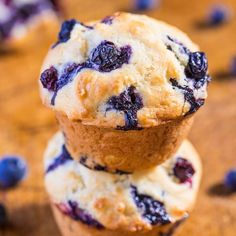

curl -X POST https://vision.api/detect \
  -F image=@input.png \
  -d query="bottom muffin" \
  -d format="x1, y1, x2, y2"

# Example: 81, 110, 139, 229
44, 132, 201, 235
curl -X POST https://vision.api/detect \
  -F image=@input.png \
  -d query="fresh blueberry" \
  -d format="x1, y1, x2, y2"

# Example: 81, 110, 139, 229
0, 203, 7, 227
46, 145, 73, 173
170, 79, 205, 115
101, 15, 114, 25
40, 66, 58, 92
134, 0, 156, 11
0, 156, 27, 189
58, 201, 104, 229
131, 186, 171, 225
107, 86, 143, 130
208, 5, 230, 26
173, 157, 195, 184
185, 52, 208, 80
224, 169, 236, 190
89, 41, 132, 73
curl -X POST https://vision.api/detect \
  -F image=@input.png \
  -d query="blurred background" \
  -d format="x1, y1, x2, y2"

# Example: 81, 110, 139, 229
0, 0, 236, 235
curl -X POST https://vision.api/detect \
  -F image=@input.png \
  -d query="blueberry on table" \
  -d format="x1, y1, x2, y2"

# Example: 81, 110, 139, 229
134, 0, 157, 11
0, 156, 27, 189
207, 5, 230, 26
224, 169, 236, 190
0, 203, 7, 227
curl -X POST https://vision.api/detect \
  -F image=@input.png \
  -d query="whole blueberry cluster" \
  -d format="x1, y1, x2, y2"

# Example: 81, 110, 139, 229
131, 186, 171, 225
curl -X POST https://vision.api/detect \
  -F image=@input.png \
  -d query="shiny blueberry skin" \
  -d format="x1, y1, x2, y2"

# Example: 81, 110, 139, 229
224, 169, 236, 190
40, 66, 58, 91
107, 86, 143, 130
0, 156, 27, 189
173, 157, 195, 183
46, 145, 73, 173
131, 186, 171, 225
0, 203, 7, 227
185, 52, 208, 80
90, 41, 132, 73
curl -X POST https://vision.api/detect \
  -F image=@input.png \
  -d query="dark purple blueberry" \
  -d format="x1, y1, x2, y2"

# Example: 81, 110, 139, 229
107, 86, 143, 130
131, 186, 171, 225
46, 145, 73, 173
101, 15, 114, 25
64, 201, 104, 229
40, 66, 58, 91
57, 19, 77, 44
166, 36, 190, 55
0, 203, 7, 227
89, 41, 132, 73
170, 78, 205, 115
185, 52, 208, 80
0, 156, 27, 189
224, 169, 236, 191
208, 5, 230, 26
173, 158, 195, 184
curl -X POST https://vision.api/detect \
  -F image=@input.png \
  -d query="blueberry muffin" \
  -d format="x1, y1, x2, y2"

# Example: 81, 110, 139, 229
0, 0, 60, 49
39, 12, 210, 171
44, 132, 202, 236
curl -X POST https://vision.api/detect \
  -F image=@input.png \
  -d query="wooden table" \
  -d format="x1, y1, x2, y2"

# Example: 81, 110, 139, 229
0, 0, 236, 235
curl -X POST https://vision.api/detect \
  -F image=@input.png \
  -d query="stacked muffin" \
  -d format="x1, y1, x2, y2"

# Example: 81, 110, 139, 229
39, 12, 210, 236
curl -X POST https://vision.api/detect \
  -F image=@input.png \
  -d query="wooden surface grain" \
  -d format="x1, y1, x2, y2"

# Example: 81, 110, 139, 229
0, 0, 236, 235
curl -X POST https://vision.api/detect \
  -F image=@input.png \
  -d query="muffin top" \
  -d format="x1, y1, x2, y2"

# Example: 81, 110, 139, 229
39, 12, 210, 130
0, 0, 57, 42
44, 132, 201, 232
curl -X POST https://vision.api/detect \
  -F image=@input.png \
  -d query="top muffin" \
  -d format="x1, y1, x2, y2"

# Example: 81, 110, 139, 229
39, 12, 210, 130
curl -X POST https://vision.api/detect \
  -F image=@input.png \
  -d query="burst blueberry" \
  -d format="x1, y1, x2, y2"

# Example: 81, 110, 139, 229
185, 52, 208, 80
46, 145, 73, 173
107, 86, 143, 130
224, 169, 236, 190
101, 15, 114, 25
0, 156, 27, 189
170, 79, 205, 115
173, 157, 195, 183
89, 40, 132, 73
40, 66, 58, 91
131, 186, 171, 225
57, 19, 77, 44
58, 201, 104, 229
